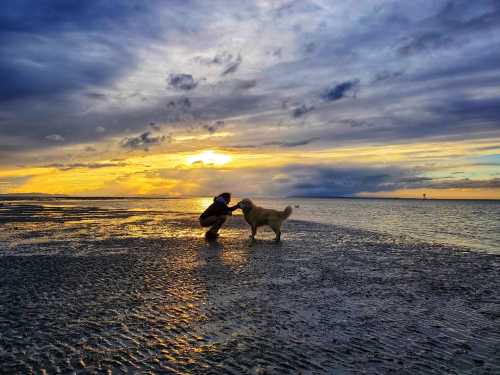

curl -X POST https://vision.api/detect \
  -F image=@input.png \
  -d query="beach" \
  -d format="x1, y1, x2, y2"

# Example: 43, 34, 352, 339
1, 202, 499, 374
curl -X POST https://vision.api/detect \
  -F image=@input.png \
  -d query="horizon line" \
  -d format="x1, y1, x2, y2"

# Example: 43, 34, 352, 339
0, 193, 498, 202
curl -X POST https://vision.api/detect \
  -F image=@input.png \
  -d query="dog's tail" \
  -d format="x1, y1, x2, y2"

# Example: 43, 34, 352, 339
282, 205, 293, 219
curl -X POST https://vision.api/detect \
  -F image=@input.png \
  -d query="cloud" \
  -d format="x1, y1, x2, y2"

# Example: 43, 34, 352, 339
427, 178, 500, 189
2, 0, 500, 183
46, 162, 127, 171
265, 138, 320, 148
397, 32, 452, 56
203, 120, 224, 134
0, 176, 32, 190
194, 51, 234, 65
213, 79, 257, 92
96, 126, 106, 133
148, 122, 160, 131
45, 134, 64, 142
228, 137, 319, 149
86, 92, 108, 100
278, 138, 319, 147
273, 164, 499, 197
372, 71, 404, 83
120, 132, 169, 151
221, 54, 242, 76
320, 80, 360, 102
435, 0, 500, 35
167, 97, 192, 109
292, 104, 315, 118
167, 74, 198, 91
0, 0, 167, 102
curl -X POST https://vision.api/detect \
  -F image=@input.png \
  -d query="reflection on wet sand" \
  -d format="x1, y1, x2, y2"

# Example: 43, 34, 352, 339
1, 202, 500, 373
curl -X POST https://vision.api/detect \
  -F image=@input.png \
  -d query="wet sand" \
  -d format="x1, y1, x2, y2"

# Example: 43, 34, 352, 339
0, 203, 499, 374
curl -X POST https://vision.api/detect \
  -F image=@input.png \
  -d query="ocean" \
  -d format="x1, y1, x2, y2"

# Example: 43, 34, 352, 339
3, 196, 497, 252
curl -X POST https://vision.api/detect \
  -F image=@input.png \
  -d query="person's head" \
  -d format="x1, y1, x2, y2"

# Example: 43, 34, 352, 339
218, 192, 231, 204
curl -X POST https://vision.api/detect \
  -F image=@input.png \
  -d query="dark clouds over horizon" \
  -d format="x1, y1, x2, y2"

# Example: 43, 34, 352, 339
1, 0, 499, 197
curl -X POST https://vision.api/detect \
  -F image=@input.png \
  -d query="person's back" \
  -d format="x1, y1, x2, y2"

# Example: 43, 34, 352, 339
199, 192, 239, 239
200, 196, 232, 220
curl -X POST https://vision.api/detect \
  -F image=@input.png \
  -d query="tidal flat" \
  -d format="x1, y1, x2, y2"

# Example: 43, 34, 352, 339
0, 202, 499, 374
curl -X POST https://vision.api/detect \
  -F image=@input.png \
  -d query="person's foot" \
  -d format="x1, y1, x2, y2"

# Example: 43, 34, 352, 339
205, 231, 219, 240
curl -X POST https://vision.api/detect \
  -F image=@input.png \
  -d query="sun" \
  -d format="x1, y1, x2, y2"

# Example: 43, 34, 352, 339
187, 150, 231, 166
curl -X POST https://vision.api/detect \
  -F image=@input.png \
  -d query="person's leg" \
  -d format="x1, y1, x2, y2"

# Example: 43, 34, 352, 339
200, 216, 218, 227
200, 215, 227, 238
207, 215, 227, 235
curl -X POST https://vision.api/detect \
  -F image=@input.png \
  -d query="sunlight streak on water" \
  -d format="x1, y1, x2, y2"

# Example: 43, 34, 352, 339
1, 197, 498, 252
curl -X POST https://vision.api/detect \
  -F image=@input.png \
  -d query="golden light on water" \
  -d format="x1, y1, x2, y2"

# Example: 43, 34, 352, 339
186, 151, 232, 166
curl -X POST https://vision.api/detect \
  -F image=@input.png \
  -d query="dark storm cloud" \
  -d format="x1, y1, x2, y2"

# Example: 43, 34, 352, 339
0, 35, 134, 101
275, 165, 499, 197
435, 0, 500, 34
120, 132, 169, 151
3, 0, 500, 162
167, 74, 199, 91
320, 80, 359, 102
275, 165, 409, 197
431, 97, 500, 123
0, 0, 170, 102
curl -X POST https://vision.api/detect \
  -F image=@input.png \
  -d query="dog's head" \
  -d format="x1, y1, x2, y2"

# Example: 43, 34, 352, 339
238, 198, 254, 211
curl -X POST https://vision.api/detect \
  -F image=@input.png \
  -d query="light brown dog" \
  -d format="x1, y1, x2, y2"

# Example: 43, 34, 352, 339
238, 198, 292, 241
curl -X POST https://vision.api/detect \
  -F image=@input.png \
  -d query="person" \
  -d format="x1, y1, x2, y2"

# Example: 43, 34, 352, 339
199, 192, 239, 239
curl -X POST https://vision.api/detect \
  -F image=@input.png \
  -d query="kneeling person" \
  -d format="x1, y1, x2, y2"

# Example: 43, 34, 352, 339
200, 192, 239, 239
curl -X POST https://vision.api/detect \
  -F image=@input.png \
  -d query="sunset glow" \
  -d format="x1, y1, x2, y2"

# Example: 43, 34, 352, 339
0, 1, 499, 199
186, 151, 232, 166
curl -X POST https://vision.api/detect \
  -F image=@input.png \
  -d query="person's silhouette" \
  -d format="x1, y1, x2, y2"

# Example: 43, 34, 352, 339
199, 192, 239, 239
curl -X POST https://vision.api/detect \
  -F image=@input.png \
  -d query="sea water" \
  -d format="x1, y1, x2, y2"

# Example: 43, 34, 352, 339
2, 197, 498, 252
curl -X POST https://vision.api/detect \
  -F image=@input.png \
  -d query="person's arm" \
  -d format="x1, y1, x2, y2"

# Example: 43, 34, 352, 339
228, 204, 239, 212
224, 204, 239, 215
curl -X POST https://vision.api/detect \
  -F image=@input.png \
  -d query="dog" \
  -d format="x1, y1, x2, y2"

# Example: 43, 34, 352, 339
238, 198, 292, 241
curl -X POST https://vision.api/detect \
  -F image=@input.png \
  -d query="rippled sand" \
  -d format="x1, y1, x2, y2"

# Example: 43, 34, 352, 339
0, 203, 499, 374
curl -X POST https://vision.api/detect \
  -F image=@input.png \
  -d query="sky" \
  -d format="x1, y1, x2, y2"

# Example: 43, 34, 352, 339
0, 0, 499, 199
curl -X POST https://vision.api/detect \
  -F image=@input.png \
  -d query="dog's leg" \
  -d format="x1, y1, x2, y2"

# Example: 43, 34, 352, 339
271, 223, 281, 242
250, 225, 257, 240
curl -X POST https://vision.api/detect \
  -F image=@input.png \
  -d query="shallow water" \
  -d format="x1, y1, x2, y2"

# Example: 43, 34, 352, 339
0, 201, 499, 374
3, 197, 498, 252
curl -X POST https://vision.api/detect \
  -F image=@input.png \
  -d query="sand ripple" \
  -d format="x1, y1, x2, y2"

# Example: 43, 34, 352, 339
0, 203, 499, 374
